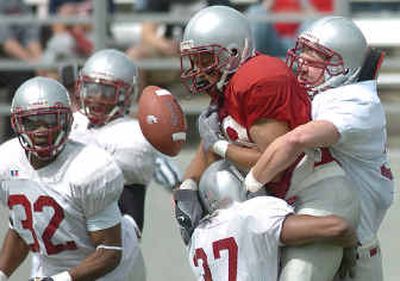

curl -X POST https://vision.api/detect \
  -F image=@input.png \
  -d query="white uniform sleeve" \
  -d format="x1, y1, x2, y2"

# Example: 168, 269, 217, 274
70, 145, 124, 220
112, 140, 157, 186
153, 155, 182, 189
97, 119, 157, 186
312, 82, 385, 145
240, 196, 294, 243
0, 139, 25, 206
0, 181, 6, 206
86, 201, 122, 231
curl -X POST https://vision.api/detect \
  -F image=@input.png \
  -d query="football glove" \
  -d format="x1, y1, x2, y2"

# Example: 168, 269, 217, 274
153, 155, 182, 191
337, 246, 357, 279
198, 105, 221, 151
173, 179, 204, 245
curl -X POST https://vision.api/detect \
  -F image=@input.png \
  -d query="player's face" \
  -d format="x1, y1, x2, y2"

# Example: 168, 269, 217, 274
194, 52, 221, 87
81, 82, 117, 119
297, 48, 326, 87
180, 47, 222, 94
22, 113, 64, 143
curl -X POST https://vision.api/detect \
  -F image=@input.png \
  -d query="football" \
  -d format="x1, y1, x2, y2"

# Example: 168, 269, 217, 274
138, 85, 187, 156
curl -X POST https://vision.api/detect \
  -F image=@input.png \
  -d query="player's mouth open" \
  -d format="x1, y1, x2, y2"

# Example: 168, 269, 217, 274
195, 78, 210, 89
89, 105, 107, 115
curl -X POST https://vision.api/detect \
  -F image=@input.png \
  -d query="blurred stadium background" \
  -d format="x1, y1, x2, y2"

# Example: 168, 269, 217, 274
0, 0, 399, 280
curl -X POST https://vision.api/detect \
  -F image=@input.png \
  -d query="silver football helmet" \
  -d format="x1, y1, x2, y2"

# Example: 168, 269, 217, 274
199, 160, 246, 214
180, 6, 254, 94
76, 48, 138, 126
11, 77, 73, 160
287, 16, 368, 94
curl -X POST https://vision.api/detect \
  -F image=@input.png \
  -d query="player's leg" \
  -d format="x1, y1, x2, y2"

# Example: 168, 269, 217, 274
280, 243, 343, 281
30, 252, 40, 278
280, 171, 359, 281
334, 239, 383, 281
118, 184, 147, 233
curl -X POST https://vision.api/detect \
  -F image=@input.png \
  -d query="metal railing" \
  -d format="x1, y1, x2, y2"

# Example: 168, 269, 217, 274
0, 0, 399, 118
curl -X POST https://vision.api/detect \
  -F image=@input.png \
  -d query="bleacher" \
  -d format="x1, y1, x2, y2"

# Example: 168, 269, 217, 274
1, 0, 400, 113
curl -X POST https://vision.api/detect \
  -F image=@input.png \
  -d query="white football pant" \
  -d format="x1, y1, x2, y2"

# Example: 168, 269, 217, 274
334, 238, 383, 281
280, 167, 359, 281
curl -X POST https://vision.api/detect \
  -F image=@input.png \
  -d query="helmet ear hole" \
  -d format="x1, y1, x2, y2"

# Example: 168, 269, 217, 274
230, 48, 239, 57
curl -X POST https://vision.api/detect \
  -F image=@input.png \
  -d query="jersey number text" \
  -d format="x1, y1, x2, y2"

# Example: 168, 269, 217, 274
193, 237, 238, 281
8, 194, 77, 255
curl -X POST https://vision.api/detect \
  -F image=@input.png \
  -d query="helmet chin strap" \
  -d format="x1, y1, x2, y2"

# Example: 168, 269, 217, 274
312, 67, 361, 97
216, 69, 229, 91
216, 39, 254, 92
104, 105, 121, 124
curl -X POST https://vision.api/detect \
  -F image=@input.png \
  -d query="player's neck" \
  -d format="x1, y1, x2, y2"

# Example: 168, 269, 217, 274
28, 152, 58, 170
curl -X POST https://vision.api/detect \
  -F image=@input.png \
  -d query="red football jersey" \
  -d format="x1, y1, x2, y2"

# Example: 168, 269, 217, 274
219, 53, 311, 198
220, 53, 310, 139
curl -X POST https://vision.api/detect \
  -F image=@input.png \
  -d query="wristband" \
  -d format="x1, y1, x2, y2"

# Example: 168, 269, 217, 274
212, 140, 229, 158
96, 245, 123, 251
51, 271, 72, 281
179, 178, 198, 191
244, 169, 264, 193
0, 271, 8, 281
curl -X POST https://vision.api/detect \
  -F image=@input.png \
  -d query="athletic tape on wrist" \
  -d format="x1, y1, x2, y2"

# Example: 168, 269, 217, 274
244, 169, 264, 193
51, 271, 72, 281
0, 271, 8, 281
213, 140, 229, 158
96, 245, 123, 251
179, 178, 198, 191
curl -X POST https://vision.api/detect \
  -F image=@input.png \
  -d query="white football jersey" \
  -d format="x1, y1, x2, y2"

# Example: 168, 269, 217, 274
312, 80, 394, 243
0, 138, 125, 277
70, 112, 157, 186
188, 196, 293, 281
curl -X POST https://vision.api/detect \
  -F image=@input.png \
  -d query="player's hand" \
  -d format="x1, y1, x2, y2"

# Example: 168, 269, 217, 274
28, 271, 72, 281
154, 156, 182, 191
173, 179, 204, 245
336, 246, 357, 279
198, 105, 220, 151
244, 169, 264, 193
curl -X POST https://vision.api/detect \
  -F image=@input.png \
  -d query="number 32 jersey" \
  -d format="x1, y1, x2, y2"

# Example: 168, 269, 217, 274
0, 138, 124, 276
188, 196, 294, 281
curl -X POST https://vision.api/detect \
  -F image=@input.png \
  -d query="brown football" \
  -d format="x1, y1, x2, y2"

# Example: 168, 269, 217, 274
138, 85, 187, 156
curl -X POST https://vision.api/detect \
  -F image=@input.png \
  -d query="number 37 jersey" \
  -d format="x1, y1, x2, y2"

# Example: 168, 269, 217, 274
0, 138, 124, 275
188, 196, 293, 281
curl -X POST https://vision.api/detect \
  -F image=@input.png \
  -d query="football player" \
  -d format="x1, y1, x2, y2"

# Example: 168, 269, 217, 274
185, 160, 357, 281
70, 48, 181, 235
175, 6, 358, 281
0, 77, 141, 281
245, 16, 394, 281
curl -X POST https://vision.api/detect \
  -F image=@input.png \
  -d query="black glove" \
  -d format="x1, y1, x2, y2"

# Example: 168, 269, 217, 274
173, 184, 204, 245
336, 246, 357, 279
198, 105, 221, 151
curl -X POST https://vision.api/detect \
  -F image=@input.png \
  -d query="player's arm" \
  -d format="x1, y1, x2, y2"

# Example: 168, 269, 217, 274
182, 141, 217, 184
223, 143, 261, 171
245, 118, 291, 178
280, 214, 356, 247
0, 228, 30, 278
211, 118, 291, 172
174, 143, 214, 245
68, 223, 122, 281
245, 120, 339, 191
